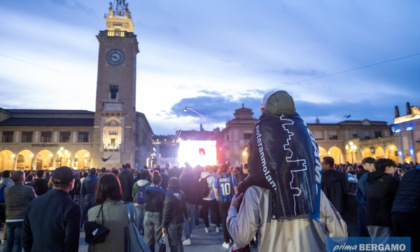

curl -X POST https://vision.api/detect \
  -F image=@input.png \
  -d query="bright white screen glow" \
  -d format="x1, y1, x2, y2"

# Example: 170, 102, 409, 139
178, 140, 217, 167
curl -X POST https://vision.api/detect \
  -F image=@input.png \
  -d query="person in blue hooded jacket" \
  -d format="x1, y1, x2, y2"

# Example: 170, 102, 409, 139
80, 168, 98, 227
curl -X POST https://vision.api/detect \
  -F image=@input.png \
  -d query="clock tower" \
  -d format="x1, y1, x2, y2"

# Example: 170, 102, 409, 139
93, 0, 139, 168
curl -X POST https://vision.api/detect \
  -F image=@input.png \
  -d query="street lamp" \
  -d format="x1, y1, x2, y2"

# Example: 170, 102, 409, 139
345, 141, 357, 164
184, 107, 206, 118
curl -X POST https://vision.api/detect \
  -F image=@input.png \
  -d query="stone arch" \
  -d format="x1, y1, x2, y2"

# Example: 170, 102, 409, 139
241, 147, 248, 164
75, 149, 91, 170
16, 150, 35, 170
362, 147, 372, 160
319, 146, 327, 161
35, 150, 54, 170
328, 146, 344, 164
0, 150, 15, 171
385, 144, 399, 163
55, 147, 72, 168
374, 146, 385, 159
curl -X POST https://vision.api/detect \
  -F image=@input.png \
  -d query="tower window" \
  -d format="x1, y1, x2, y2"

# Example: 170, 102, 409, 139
110, 85, 119, 99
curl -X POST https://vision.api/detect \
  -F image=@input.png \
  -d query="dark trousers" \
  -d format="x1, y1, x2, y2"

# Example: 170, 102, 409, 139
392, 213, 420, 252
167, 223, 184, 252
201, 199, 220, 228
357, 205, 370, 237
219, 201, 232, 243
4, 221, 23, 252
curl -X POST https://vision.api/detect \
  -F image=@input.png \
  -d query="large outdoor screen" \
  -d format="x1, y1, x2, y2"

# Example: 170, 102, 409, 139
178, 140, 217, 167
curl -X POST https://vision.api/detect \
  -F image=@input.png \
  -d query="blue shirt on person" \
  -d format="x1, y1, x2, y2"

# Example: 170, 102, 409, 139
214, 174, 238, 202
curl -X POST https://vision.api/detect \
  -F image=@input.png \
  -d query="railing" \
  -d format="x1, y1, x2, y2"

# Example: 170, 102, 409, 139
104, 144, 120, 151
107, 30, 125, 37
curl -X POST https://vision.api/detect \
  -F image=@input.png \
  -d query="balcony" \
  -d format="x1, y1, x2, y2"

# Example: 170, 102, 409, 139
104, 143, 120, 151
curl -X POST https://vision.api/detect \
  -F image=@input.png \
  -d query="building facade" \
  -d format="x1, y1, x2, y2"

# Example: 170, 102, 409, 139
0, 1, 153, 171
392, 102, 420, 163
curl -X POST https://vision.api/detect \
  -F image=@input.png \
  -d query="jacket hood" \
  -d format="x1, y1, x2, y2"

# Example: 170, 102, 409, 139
261, 90, 296, 115
136, 179, 150, 187
366, 171, 388, 184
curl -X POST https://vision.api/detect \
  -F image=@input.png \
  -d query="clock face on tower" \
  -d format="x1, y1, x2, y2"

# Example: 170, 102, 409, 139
106, 49, 125, 66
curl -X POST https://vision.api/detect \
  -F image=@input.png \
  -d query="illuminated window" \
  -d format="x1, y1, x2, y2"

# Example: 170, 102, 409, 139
41, 132, 52, 142
2, 131, 13, 142
21, 132, 33, 142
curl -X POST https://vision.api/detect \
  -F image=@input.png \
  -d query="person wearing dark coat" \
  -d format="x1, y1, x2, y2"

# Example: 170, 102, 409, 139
80, 168, 98, 226
355, 157, 376, 237
180, 165, 202, 246
391, 165, 420, 251
117, 163, 134, 202
321, 156, 348, 215
162, 177, 189, 252
31, 170, 48, 196
22, 166, 81, 252
4, 171, 36, 252
366, 158, 398, 237
144, 171, 166, 252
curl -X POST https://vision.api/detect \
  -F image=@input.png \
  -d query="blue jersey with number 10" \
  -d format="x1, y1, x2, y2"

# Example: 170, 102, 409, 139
214, 174, 238, 202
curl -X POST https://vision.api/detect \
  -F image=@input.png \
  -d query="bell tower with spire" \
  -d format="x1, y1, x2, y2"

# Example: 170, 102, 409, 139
93, 0, 139, 168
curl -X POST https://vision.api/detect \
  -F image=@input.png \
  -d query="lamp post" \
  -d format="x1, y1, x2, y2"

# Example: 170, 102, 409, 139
345, 141, 357, 164
184, 107, 206, 118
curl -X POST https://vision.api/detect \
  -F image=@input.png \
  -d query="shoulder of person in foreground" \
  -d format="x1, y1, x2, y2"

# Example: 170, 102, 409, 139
227, 186, 262, 249
320, 190, 348, 237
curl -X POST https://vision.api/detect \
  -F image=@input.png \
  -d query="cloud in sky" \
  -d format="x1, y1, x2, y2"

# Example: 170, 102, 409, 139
0, 0, 419, 134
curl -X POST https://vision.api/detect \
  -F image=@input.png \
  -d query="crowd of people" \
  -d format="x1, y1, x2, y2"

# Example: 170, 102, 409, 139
0, 90, 418, 252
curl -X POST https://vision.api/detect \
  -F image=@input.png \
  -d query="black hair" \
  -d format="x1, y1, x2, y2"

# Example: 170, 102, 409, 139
362, 157, 375, 164
374, 158, 395, 172
152, 171, 162, 185
167, 177, 180, 190
323, 156, 335, 167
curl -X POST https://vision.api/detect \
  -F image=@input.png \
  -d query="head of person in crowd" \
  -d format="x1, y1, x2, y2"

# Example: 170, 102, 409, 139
219, 163, 229, 175
89, 168, 96, 176
2, 170, 11, 178
52, 166, 75, 193
111, 169, 119, 176
260, 90, 296, 114
205, 165, 213, 173
322, 156, 335, 171
346, 166, 355, 174
151, 171, 162, 186
121, 163, 131, 170
36, 170, 45, 179
242, 163, 249, 175
100, 167, 107, 174
95, 173, 122, 204
139, 169, 151, 182
26, 174, 34, 182
362, 157, 376, 172
153, 165, 162, 174
167, 177, 180, 191
12, 170, 25, 184
374, 158, 395, 175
